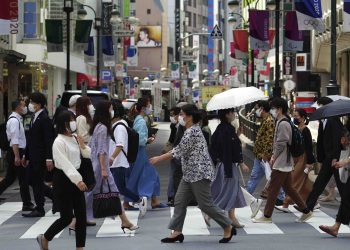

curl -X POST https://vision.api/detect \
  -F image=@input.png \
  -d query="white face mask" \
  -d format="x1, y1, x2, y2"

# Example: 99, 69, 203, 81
22, 106, 28, 115
28, 103, 35, 113
69, 121, 77, 132
110, 110, 114, 119
88, 105, 95, 118
255, 108, 262, 118
170, 116, 177, 124
178, 115, 186, 126
270, 108, 278, 119
144, 107, 151, 115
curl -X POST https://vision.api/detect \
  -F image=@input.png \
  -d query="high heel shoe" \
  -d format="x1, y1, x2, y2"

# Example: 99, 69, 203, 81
161, 234, 184, 243
121, 225, 140, 233
219, 227, 236, 243
68, 227, 75, 235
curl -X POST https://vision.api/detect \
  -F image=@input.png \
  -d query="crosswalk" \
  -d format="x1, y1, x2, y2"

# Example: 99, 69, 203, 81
0, 202, 349, 239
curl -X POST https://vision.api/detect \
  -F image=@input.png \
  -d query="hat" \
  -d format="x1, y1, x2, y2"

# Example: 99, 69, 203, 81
69, 95, 81, 107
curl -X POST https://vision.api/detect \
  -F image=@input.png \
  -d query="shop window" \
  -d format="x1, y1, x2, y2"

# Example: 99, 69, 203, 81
24, 1, 37, 38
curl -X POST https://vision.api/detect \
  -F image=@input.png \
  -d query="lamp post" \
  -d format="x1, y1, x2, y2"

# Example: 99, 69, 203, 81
63, 0, 73, 90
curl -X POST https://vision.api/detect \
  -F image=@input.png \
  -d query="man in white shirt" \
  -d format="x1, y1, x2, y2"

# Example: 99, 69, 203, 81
0, 100, 34, 211
109, 103, 147, 216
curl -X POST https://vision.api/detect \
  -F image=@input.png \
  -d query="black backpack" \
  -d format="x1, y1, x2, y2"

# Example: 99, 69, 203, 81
111, 122, 139, 163
278, 118, 305, 158
0, 117, 20, 151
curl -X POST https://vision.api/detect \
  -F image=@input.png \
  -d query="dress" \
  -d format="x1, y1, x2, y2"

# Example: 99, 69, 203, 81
126, 115, 160, 198
86, 123, 120, 220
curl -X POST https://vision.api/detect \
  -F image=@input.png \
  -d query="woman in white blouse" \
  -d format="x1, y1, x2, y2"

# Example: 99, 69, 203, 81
76, 96, 95, 144
37, 110, 89, 250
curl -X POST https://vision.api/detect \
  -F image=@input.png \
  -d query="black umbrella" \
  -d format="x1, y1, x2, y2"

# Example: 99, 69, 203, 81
309, 99, 350, 121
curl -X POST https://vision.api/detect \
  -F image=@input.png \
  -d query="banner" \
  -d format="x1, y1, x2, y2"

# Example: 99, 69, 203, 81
74, 20, 92, 51
124, 0, 130, 17
285, 11, 304, 52
175, 0, 181, 61
127, 46, 138, 66
171, 62, 180, 79
344, 0, 350, 32
135, 26, 162, 47
45, 19, 63, 52
188, 62, 198, 79
283, 53, 294, 76
102, 36, 115, 67
84, 36, 95, 63
295, 0, 325, 32
102, 0, 113, 35
0, 0, 18, 35
233, 30, 249, 59
249, 10, 270, 50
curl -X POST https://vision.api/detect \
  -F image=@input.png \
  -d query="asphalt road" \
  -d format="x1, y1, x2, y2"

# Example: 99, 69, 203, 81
0, 121, 348, 250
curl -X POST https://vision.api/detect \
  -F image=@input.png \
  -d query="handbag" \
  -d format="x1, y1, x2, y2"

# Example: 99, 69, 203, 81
339, 147, 350, 184
93, 179, 122, 218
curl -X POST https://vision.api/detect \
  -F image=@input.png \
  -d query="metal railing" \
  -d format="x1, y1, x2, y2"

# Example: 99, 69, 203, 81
238, 109, 260, 142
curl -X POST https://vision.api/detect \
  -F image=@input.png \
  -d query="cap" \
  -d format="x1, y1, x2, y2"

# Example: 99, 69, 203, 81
69, 95, 81, 107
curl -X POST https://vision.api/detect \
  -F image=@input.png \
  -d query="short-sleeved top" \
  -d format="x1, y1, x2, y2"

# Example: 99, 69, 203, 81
172, 124, 215, 183
109, 120, 129, 169
133, 115, 148, 146
6, 112, 26, 149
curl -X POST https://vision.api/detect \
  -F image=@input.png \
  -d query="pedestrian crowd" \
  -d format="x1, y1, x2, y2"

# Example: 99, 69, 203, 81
0, 93, 349, 249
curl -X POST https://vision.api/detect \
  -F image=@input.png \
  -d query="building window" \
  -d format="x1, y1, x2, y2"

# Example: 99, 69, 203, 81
185, 12, 192, 26
193, 14, 196, 28
188, 0, 192, 6
24, 1, 37, 38
193, 0, 197, 7
147, 9, 151, 14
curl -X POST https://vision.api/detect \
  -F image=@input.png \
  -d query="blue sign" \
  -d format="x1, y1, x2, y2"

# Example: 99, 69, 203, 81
101, 69, 112, 81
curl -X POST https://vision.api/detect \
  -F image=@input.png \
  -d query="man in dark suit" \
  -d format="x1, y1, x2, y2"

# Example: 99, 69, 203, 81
23, 92, 54, 217
296, 97, 344, 213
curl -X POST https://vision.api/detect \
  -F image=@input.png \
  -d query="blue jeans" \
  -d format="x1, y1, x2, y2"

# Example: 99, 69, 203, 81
247, 159, 285, 201
110, 167, 139, 202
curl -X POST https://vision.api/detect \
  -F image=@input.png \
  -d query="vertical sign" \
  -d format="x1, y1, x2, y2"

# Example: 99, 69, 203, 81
0, 0, 19, 35
175, 0, 181, 62
124, 0, 130, 17
102, 0, 113, 35
208, 0, 214, 72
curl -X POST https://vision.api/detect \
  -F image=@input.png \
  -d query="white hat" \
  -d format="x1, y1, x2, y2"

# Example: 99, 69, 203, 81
69, 95, 81, 107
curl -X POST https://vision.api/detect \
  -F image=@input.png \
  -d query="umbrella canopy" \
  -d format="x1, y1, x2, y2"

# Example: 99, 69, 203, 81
309, 99, 350, 121
176, 102, 188, 108
206, 87, 267, 111
311, 95, 350, 108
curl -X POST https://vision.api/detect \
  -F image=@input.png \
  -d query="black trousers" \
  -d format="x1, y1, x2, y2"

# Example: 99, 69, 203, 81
0, 150, 32, 206
28, 161, 53, 212
337, 177, 350, 225
45, 170, 86, 247
306, 159, 345, 217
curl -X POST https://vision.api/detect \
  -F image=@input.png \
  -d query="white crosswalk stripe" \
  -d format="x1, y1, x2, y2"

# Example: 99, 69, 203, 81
0, 202, 22, 226
170, 207, 210, 235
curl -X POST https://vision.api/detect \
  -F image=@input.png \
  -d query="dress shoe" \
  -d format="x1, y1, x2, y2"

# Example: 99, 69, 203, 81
86, 221, 96, 226
161, 234, 184, 243
319, 225, 338, 237
22, 204, 35, 212
219, 227, 236, 243
22, 210, 45, 218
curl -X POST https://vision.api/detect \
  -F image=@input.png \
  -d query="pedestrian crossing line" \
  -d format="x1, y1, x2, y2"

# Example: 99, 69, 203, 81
20, 211, 62, 239
96, 210, 139, 238
289, 206, 350, 234
170, 207, 210, 235
236, 207, 284, 235
0, 202, 22, 226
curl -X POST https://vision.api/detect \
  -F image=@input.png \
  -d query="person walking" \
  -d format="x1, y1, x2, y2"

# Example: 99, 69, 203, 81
127, 98, 167, 211
209, 108, 248, 228
0, 100, 34, 211
23, 92, 54, 217
36, 111, 89, 250
275, 109, 317, 212
86, 101, 138, 232
150, 104, 235, 243
76, 97, 94, 144
253, 98, 313, 223
109, 102, 147, 215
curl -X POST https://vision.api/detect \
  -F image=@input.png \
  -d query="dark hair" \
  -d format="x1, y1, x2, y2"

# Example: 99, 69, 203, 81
317, 97, 333, 106
181, 104, 202, 124
200, 109, 209, 127
218, 108, 235, 123
113, 101, 125, 119
30, 92, 47, 108
270, 97, 288, 114
90, 100, 112, 136
170, 107, 181, 115
295, 109, 309, 125
11, 99, 22, 111
76, 97, 92, 126
257, 100, 270, 113
55, 110, 74, 135
139, 27, 150, 36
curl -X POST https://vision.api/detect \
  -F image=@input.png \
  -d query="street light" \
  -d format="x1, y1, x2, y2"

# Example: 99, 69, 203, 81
63, 0, 73, 90
327, 0, 339, 94
228, 0, 240, 11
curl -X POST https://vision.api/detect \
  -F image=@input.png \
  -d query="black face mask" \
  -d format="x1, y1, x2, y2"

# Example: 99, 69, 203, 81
293, 118, 301, 126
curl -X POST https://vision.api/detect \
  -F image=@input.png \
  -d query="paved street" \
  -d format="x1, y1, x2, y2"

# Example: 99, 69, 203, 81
0, 122, 349, 250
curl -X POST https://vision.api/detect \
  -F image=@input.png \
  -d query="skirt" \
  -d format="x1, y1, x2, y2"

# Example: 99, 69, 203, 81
211, 163, 246, 211
126, 146, 160, 198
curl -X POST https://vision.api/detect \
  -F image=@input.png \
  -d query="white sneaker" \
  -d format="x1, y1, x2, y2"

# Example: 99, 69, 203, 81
252, 215, 272, 223
139, 197, 147, 217
275, 205, 291, 213
250, 199, 263, 218
296, 211, 313, 223
314, 203, 321, 210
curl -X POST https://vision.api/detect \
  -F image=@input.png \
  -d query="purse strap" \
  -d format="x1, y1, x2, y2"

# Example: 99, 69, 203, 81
100, 178, 112, 194
73, 135, 83, 159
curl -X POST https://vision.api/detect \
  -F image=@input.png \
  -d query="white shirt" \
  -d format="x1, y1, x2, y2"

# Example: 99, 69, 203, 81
52, 134, 91, 185
33, 109, 44, 124
109, 120, 129, 169
76, 115, 91, 144
6, 112, 26, 149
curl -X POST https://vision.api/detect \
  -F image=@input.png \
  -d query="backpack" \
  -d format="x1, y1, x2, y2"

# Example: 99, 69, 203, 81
0, 117, 20, 151
278, 118, 305, 158
111, 122, 139, 163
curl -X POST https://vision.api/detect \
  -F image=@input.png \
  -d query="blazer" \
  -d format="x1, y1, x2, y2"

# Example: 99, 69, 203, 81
26, 110, 55, 163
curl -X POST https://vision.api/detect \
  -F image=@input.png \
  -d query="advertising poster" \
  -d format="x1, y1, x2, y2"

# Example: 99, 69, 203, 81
135, 26, 162, 47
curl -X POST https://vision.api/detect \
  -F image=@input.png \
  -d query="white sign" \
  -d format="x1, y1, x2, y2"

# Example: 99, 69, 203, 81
284, 80, 296, 92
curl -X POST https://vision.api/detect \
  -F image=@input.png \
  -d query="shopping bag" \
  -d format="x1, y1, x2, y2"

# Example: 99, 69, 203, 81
262, 161, 272, 181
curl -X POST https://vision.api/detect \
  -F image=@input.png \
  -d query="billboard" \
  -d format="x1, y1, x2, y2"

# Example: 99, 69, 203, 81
135, 26, 162, 47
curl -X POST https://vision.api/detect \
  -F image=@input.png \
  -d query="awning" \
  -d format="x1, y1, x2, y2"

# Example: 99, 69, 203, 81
0, 48, 26, 63
77, 73, 97, 89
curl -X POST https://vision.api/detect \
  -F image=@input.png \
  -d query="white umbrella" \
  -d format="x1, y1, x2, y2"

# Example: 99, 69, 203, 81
206, 87, 267, 111
176, 102, 188, 107
311, 95, 350, 108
